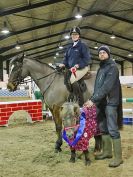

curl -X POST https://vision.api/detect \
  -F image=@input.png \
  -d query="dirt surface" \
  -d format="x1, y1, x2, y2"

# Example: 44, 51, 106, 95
0, 114, 132, 177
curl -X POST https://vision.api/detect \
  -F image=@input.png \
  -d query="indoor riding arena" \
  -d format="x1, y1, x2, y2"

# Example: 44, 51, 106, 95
0, 1, 133, 177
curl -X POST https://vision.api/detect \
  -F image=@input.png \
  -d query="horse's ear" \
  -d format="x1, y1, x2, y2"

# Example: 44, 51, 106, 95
19, 53, 24, 63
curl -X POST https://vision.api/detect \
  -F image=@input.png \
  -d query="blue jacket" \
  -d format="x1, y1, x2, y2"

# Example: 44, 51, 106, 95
63, 40, 91, 69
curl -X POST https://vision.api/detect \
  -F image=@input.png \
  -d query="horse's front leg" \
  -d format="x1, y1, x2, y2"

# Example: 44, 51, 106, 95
83, 149, 91, 166
52, 105, 63, 153
69, 149, 76, 163
94, 135, 102, 154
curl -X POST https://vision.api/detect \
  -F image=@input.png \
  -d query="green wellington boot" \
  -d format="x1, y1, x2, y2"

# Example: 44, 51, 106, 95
95, 135, 112, 160
109, 138, 123, 167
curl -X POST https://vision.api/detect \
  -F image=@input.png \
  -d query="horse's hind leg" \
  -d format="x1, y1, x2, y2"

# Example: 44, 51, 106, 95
69, 149, 76, 163
52, 105, 63, 153
83, 150, 91, 166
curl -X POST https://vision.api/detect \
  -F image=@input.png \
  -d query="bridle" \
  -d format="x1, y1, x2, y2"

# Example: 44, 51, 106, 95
8, 59, 58, 92
62, 109, 86, 147
63, 114, 79, 131
8, 63, 24, 91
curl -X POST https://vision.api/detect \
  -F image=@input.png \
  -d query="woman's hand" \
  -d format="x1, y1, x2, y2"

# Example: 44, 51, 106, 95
74, 64, 79, 69
59, 63, 65, 68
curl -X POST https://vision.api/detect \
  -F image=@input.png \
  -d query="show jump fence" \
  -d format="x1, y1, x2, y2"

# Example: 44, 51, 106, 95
0, 100, 43, 126
123, 98, 133, 125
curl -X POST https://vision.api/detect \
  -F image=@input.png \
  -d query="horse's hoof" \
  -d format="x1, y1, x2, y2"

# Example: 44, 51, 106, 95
69, 158, 75, 163
85, 160, 91, 166
54, 148, 62, 153
94, 150, 101, 156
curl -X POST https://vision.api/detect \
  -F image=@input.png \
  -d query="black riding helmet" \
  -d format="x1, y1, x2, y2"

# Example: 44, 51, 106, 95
70, 26, 81, 35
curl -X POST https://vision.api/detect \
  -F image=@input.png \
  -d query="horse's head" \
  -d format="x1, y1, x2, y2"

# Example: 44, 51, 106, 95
7, 54, 24, 91
60, 102, 80, 139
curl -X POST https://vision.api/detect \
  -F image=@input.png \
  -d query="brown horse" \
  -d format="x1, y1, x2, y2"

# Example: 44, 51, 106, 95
7, 54, 101, 153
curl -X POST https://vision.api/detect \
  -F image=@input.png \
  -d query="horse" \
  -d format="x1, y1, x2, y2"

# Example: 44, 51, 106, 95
60, 102, 98, 165
7, 54, 102, 153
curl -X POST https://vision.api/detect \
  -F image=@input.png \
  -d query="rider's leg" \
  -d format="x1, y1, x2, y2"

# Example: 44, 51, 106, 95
71, 81, 84, 107
70, 67, 88, 107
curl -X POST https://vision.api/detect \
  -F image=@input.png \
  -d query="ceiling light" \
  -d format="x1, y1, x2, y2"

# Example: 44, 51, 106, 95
75, 14, 82, 19
15, 42, 21, 50
1, 21, 10, 34
58, 43, 63, 49
64, 35, 69, 39
75, 7, 82, 19
56, 52, 59, 56
59, 46, 63, 49
54, 56, 56, 59
110, 32, 116, 39
128, 53, 132, 57
94, 43, 98, 49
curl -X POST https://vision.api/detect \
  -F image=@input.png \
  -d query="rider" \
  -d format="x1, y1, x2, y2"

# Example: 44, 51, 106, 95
59, 26, 91, 106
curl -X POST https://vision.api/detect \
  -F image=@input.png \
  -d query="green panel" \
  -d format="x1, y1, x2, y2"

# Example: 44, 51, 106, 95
126, 98, 133, 102
34, 91, 43, 100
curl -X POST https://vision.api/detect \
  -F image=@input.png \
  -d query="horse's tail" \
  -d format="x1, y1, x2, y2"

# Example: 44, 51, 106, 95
117, 84, 123, 130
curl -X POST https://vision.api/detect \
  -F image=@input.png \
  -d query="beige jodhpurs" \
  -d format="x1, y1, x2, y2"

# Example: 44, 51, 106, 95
70, 66, 89, 84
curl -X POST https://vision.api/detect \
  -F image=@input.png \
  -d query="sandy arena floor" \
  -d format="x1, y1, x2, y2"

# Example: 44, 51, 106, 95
0, 113, 132, 177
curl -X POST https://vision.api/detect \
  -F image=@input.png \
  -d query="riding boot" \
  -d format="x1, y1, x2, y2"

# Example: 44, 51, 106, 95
109, 138, 123, 167
95, 134, 112, 160
71, 82, 84, 107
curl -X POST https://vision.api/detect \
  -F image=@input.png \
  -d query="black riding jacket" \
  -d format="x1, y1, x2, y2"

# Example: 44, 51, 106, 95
91, 58, 121, 106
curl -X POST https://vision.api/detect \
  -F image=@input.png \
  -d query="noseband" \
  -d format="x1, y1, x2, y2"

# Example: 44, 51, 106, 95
9, 63, 24, 89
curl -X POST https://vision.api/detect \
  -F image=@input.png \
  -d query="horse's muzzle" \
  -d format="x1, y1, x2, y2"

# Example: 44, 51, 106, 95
7, 82, 17, 91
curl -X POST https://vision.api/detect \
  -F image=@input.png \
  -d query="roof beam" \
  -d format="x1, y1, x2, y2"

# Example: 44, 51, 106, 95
32, 50, 123, 65
0, 12, 95, 41
23, 43, 132, 63
3, 35, 132, 62
0, 31, 68, 54
82, 37, 132, 53
84, 26, 133, 42
0, 0, 65, 17
101, 12, 133, 24
1, 25, 132, 54
2, 34, 133, 62
2, 39, 68, 60
1, 10, 132, 41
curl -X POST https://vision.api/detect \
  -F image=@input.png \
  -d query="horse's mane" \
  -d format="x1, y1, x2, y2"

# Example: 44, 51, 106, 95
24, 57, 56, 71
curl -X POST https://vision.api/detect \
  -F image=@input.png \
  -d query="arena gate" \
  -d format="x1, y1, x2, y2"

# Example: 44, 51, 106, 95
0, 100, 43, 126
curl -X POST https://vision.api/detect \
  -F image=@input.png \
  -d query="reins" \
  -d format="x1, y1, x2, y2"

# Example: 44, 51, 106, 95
36, 71, 57, 81
42, 72, 57, 95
